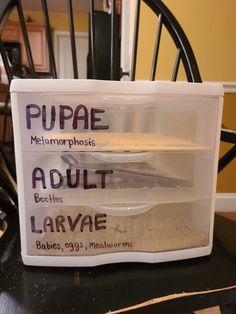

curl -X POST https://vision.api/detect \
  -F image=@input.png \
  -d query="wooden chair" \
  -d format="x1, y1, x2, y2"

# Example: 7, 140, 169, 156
0, 0, 202, 82
219, 127, 236, 173
0, 0, 203, 143
0, 0, 203, 215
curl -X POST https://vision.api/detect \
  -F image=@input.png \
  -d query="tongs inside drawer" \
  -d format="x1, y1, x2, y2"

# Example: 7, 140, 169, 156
61, 153, 192, 189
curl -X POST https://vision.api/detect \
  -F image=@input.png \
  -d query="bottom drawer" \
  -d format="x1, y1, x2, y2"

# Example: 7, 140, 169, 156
24, 199, 212, 258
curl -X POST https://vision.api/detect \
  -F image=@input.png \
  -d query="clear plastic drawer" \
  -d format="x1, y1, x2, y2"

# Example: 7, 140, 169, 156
12, 80, 222, 152
24, 151, 215, 216
26, 200, 211, 256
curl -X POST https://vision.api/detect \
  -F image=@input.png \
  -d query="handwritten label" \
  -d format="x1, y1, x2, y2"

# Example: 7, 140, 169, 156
33, 240, 134, 254
31, 212, 107, 233
32, 167, 114, 190
26, 104, 109, 131
30, 135, 96, 148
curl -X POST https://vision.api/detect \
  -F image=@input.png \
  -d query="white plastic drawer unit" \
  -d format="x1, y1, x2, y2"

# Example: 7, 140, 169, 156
10, 79, 223, 267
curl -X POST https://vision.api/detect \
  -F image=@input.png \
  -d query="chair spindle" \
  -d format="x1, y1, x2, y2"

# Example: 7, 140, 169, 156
110, 0, 116, 80
89, 0, 96, 79
41, 0, 57, 78
171, 48, 181, 81
67, 0, 78, 79
0, 40, 13, 82
150, 13, 163, 81
218, 144, 236, 173
16, 0, 37, 78
130, 0, 141, 81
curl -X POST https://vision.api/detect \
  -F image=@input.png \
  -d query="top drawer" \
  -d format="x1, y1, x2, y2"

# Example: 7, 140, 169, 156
10, 80, 223, 152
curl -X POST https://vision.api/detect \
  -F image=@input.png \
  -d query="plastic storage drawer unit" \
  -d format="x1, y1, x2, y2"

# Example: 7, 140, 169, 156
10, 79, 223, 266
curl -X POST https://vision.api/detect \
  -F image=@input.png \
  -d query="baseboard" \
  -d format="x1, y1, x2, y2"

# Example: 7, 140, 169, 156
216, 193, 236, 211
204, 82, 236, 94
222, 82, 236, 94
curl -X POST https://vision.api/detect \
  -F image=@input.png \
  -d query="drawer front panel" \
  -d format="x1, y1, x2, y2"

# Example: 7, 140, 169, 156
26, 200, 211, 256
15, 91, 220, 152
23, 151, 215, 215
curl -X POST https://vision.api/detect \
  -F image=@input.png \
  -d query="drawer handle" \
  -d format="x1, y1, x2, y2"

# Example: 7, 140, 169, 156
103, 95, 152, 104
91, 152, 153, 163
93, 203, 155, 216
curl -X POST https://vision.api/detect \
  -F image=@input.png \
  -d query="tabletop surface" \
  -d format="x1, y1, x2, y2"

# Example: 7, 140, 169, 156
1, 212, 236, 314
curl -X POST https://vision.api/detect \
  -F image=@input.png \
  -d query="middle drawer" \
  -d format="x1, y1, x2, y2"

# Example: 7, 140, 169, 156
23, 151, 215, 216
